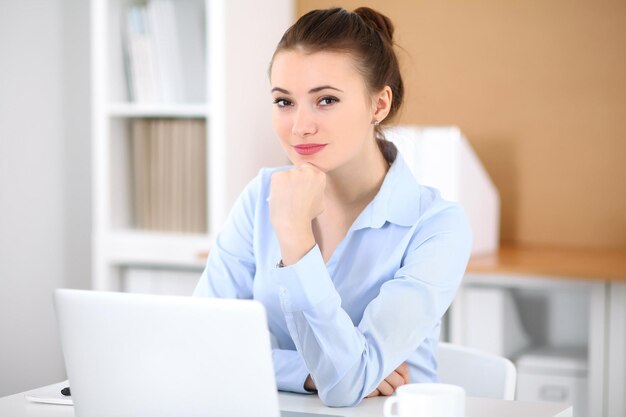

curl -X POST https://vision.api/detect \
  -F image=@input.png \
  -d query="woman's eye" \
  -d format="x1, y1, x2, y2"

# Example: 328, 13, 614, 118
319, 96, 339, 106
273, 98, 292, 108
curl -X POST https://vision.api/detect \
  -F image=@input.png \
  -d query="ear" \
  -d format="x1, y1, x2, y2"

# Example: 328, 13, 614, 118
371, 85, 393, 123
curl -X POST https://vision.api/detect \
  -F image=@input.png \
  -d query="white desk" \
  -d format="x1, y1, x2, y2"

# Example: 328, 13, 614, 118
1, 382, 573, 417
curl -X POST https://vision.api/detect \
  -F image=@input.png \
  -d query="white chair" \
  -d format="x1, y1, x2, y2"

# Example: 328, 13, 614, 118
437, 342, 517, 400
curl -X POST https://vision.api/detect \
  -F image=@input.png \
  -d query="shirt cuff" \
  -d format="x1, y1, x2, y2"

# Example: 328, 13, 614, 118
273, 245, 338, 313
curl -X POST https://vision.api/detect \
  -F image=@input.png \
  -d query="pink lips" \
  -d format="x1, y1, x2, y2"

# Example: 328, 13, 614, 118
294, 143, 327, 156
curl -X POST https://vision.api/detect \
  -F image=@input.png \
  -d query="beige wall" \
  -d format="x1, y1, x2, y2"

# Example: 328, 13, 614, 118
297, 0, 626, 249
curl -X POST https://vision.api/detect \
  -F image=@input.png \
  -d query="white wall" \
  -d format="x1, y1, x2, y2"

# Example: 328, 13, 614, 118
0, 0, 91, 397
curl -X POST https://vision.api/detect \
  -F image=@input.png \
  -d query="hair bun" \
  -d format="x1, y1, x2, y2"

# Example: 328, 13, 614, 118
354, 7, 395, 43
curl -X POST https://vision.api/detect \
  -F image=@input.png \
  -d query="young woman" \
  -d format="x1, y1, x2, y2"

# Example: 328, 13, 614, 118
194, 7, 472, 407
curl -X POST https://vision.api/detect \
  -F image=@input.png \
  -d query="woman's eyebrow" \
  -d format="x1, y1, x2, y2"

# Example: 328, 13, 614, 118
308, 85, 343, 94
271, 87, 290, 94
271, 85, 344, 94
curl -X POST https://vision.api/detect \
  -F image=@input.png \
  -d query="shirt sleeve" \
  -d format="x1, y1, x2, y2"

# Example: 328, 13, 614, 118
193, 174, 258, 299
272, 205, 472, 407
272, 349, 312, 394
192, 170, 312, 393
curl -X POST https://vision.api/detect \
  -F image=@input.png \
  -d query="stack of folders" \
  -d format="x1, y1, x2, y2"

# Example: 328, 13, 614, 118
130, 118, 207, 234
124, 0, 205, 103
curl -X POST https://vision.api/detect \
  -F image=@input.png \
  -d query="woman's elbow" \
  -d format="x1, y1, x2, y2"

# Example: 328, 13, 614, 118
318, 384, 364, 408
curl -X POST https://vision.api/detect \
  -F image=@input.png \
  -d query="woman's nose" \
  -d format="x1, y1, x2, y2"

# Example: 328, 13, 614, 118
291, 106, 317, 137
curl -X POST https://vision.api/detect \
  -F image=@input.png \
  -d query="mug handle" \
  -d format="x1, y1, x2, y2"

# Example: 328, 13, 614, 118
383, 396, 399, 417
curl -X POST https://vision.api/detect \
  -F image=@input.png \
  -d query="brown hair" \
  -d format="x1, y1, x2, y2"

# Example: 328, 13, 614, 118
270, 7, 404, 137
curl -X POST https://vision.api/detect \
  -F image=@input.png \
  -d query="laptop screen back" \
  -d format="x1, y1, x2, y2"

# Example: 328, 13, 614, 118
54, 289, 281, 417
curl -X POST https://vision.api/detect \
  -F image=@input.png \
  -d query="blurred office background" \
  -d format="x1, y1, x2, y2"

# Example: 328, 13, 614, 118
0, 1, 624, 412
0, 0, 91, 397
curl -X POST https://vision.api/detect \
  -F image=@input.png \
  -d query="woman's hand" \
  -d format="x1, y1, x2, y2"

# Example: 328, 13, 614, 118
304, 375, 317, 392
269, 163, 326, 265
366, 363, 410, 397
303, 363, 409, 397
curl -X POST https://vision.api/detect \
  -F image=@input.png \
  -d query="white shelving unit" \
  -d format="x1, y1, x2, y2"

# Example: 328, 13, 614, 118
447, 273, 607, 417
91, 0, 293, 291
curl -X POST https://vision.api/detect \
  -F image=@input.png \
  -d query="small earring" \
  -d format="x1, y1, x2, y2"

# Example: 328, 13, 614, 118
372, 120, 380, 126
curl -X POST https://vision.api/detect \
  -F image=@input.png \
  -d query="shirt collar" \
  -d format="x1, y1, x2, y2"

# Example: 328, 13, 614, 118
352, 153, 421, 230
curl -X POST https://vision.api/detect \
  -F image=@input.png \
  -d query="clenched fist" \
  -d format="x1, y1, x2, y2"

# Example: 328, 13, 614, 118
269, 163, 326, 265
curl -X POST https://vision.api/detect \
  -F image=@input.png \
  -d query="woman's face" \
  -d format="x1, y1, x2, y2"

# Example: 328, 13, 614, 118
270, 50, 378, 173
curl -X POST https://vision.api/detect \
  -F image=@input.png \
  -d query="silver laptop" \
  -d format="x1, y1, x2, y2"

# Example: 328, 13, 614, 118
54, 289, 293, 417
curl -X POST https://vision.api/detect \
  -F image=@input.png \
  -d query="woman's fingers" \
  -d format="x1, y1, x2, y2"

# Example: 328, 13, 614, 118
376, 379, 395, 396
396, 362, 410, 384
269, 165, 326, 231
367, 363, 410, 399
384, 369, 406, 391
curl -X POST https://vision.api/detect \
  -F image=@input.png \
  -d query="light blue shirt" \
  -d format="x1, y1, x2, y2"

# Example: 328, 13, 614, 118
194, 153, 472, 407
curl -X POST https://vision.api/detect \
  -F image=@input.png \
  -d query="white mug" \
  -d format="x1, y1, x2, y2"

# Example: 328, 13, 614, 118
383, 383, 466, 417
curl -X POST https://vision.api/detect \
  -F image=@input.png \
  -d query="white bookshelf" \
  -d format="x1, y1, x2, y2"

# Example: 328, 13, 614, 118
447, 274, 606, 417
107, 102, 209, 118
91, 0, 293, 291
